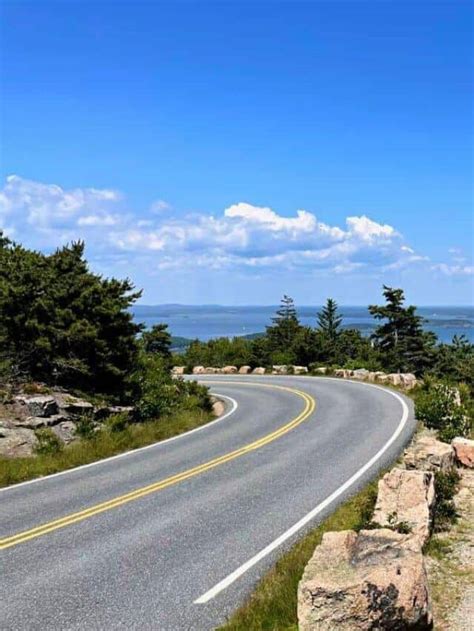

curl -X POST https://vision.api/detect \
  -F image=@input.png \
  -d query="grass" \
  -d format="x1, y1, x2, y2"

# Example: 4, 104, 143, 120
218, 480, 378, 631
0, 408, 213, 488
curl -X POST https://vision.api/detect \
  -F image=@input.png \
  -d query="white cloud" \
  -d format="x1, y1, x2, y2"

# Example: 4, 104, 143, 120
1, 175, 122, 230
432, 263, 474, 276
1, 175, 449, 280
77, 213, 119, 227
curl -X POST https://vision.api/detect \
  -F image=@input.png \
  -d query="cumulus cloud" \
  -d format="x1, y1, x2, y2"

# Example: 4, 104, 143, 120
0, 174, 444, 279
1, 175, 122, 230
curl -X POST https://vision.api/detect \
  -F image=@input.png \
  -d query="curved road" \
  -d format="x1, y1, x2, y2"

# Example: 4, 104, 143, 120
0, 376, 415, 630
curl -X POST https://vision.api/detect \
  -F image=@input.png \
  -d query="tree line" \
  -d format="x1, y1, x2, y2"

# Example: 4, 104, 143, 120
177, 291, 474, 392
1, 232, 472, 400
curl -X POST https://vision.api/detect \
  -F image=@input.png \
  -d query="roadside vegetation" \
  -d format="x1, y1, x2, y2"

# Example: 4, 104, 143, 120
0, 406, 212, 487
219, 481, 378, 631
0, 233, 213, 483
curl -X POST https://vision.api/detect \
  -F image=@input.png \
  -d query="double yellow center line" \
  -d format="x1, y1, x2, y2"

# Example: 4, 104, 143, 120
1, 382, 315, 550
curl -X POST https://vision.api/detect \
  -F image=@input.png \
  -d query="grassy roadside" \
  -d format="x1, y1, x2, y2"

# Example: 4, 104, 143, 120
218, 481, 378, 631
0, 408, 213, 488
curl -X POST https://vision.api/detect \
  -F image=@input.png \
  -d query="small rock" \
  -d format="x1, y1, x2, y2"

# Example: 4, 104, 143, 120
203, 367, 221, 374
293, 366, 308, 374
57, 396, 94, 417
171, 366, 185, 375
376, 374, 389, 384
372, 468, 435, 545
387, 373, 403, 386
51, 421, 77, 444
352, 368, 370, 381
334, 369, 353, 378
252, 367, 266, 375
404, 434, 455, 472
192, 366, 206, 374
452, 437, 474, 468
222, 365, 238, 374
238, 366, 251, 374
272, 365, 288, 375
401, 373, 418, 390
298, 528, 432, 630
14, 395, 58, 418
313, 367, 327, 374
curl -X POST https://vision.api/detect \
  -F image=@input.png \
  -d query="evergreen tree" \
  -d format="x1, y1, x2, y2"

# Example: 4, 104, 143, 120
141, 324, 172, 360
317, 298, 343, 343
266, 295, 302, 358
0, 233, 142, 396
369, 285, 436, 374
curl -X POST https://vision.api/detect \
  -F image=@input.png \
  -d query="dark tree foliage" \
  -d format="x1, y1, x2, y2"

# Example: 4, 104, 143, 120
431, 335, 474, 395
266, 295, 302, 360
141, 324, 172, 361
317, 298, 343, 342
369, 285, 436, 374
0, 233, 142, 396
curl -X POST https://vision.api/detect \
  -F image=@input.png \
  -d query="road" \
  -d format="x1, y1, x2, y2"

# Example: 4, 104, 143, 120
0, 375, 415, 630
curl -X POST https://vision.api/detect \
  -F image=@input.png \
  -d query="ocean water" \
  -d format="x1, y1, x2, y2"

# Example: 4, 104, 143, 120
132, 305, 474, 344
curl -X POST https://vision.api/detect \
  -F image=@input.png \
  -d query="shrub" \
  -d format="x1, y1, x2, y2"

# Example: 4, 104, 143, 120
34, 428, 63, 455
106, 413, 129, 433
433, 469, 460, 531
415, 382, 470, 442
74, 416, 97, 440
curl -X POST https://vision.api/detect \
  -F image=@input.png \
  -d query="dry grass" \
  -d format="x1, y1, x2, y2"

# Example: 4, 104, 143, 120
219, 481, 378, 631
0, 408, 213, 488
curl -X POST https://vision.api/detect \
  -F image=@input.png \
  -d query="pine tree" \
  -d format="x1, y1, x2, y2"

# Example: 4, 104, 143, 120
369, 285, 436, 374
266, 295, 302, 360
141, 324, 172, 360
317, 298, 343, 343
0, 233, 142, 396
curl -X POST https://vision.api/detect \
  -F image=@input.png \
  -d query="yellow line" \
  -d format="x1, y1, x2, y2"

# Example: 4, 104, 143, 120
0, 382, 315, 550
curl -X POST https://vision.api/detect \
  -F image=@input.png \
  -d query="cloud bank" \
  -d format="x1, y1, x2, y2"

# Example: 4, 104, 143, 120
0, 175, 470, 281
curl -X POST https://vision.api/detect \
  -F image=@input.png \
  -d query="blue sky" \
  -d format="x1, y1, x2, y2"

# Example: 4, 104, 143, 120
1, 1, 472, 305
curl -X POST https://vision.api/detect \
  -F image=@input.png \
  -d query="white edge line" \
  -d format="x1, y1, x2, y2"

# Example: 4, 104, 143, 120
194, 383, 409, 604
0, 393, 238, 494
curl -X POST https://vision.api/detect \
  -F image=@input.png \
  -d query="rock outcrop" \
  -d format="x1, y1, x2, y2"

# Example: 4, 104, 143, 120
14, 395, 58, 418
298, 528, 432, 630
404, 434, 455, 472
372, 468, 435, 545
0, 424, 38, 458
452, 437, 474, 468
0, 389, 136, 458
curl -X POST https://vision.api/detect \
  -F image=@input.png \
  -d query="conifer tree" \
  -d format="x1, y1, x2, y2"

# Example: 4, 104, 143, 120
317, 298, 343, 343
369, 285, 436, 374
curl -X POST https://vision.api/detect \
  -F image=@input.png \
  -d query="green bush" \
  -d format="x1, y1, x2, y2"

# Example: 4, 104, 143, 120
74, 416, 97, 440
415, 382, 470, 442
106, 413, 130, 433
433, 469, 460, 531
34, 428, 63, 455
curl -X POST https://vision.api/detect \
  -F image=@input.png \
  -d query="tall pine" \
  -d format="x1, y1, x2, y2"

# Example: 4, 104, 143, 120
369, 285, 436, 374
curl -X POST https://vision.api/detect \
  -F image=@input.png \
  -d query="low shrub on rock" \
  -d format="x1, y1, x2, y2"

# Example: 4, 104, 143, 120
415, 382, 470, 442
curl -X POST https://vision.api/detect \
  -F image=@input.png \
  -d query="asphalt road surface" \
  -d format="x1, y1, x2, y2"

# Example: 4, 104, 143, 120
0, 375, 415, 630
